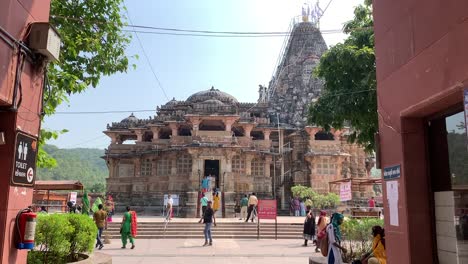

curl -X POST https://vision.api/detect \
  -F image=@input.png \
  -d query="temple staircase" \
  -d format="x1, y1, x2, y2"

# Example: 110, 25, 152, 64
105, 221, 303, 239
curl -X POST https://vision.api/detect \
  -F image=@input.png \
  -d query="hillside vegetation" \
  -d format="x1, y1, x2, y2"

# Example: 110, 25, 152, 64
36, 145, 108, 193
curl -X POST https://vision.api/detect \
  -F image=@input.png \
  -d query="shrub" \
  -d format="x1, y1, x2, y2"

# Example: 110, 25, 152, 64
66, 214, 97, 262
291, 185, 341, 209
28, 213, 97, 264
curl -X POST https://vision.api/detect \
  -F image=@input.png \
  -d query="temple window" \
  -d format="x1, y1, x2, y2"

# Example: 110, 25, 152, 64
232, 155, 245, 173
232, 127, 245, 137
314, 131, 335, 140
141, 158, 152, 176
199, 120, 225, 131
157, 157, 171, 175
159, 128, 171, 139
317, 157, 336, 175
178, 126, 192, 136
252, 158, 264, 176
117, 160, 134, 177
177, 154, 192, 174
143, 132, 153, 142
251, 131, 265, 140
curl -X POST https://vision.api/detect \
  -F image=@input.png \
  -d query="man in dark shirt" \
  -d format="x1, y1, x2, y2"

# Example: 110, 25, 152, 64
199, 201, 216, 246
93, 204, 107, 250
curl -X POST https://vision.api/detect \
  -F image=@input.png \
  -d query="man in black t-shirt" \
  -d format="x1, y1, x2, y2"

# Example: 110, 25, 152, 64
198, 201, 217, 246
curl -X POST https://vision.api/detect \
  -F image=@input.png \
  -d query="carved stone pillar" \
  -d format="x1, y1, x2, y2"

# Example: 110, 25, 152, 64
168, 123, 179, 137
109, 133, 118, 144
243, 124, 254, 138
133, 129, 144, 142
245, 154, 253, 176
133, 158, 141, 177
150, 126, 160, 141
264, 130, 271, 141
264, 156, 272, 177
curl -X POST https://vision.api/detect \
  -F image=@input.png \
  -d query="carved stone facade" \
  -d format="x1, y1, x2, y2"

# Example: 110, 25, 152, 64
104, 21, 373, 216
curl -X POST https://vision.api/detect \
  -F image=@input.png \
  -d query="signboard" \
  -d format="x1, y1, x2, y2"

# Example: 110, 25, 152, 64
163, 194, 179, 206
69, 192, 78, 204
257, 199, 277, 219
464, 88, 468, 147
11, 132, 37, 186
340, 181, 352, 201
383, 164, 401, 180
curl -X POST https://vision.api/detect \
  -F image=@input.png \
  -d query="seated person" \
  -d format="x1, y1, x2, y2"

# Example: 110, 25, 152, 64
361, 226, 386, 264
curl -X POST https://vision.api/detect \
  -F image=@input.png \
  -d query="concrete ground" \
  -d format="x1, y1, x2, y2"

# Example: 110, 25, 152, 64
101, 238, 324, 264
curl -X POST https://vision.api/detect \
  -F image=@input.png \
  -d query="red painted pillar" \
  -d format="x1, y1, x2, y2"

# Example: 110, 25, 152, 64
0, 1, 51, 263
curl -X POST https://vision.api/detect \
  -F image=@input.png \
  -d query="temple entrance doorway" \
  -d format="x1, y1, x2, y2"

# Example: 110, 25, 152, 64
204, 159, 220, 190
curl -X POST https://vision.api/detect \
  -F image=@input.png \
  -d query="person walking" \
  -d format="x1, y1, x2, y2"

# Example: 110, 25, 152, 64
198, 201, 217, 246
245, 192, 258, 222
200, 193, 209, 216
327, 213, 347, 264
300, 200, 306, 216
93, 204, 107, 250
368, 196, 376, 211
240, 194, 248, 220
316, 210, 328, 252
212, 192, 220, 214
293, 197, 300, 216
167, 194, 174, 220
120, 206, 136, 249
302, 206, 316, 247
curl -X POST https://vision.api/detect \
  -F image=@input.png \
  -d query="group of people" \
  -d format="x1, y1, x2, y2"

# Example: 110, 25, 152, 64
302, 209, 387, 264
290, 197, 309, 217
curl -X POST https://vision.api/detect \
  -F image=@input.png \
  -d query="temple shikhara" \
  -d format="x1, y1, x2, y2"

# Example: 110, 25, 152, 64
103, 17, 373, 216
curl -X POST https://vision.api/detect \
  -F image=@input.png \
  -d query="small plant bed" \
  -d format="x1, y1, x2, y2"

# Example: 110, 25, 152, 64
28, 214, 97, 264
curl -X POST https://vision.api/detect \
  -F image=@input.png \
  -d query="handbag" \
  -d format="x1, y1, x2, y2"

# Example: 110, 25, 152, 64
320, 226, 329, 257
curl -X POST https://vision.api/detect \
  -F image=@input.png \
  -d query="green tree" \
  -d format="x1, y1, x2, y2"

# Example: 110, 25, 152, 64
308, 0, 376, 152
38, 0, 132, 168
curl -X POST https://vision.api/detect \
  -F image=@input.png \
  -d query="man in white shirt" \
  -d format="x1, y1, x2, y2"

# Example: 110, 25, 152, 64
245, 193, 258, 222
167, 194, 174, 220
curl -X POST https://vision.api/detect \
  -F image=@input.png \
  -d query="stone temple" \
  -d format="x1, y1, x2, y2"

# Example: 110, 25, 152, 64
103, 20, 373, 216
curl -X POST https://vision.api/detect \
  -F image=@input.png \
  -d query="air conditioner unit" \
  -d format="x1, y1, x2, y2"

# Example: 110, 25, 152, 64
28, 22, 61, 61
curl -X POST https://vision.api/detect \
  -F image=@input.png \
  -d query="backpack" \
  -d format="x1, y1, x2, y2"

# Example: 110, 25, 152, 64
320, 225, 329, 257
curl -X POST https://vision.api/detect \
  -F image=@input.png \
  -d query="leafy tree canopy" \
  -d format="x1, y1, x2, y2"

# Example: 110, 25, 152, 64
38, 0, 132, 168
308, 0, 376, 152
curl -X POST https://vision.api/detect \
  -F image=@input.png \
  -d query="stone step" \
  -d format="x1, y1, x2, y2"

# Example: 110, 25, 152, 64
104, 234, 303, 239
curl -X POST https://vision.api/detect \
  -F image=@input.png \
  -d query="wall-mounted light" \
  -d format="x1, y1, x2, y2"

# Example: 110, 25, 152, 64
0, 132, 5, 145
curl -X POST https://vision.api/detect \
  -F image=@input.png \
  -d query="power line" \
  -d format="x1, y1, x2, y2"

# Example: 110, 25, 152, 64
51, 15, 371, 37
123, 6, 170, 101
120, 29, 345, 38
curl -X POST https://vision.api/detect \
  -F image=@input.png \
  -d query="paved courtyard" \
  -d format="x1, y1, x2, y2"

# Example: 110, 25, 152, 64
102, 239, 323, 264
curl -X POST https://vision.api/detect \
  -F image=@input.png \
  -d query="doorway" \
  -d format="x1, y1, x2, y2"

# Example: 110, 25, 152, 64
204, 159, 220, 189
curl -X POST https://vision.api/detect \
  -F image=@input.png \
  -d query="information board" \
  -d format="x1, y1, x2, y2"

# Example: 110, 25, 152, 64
257, 199, 277, 219
340, 181, 352, 201
11, 132, 37, 187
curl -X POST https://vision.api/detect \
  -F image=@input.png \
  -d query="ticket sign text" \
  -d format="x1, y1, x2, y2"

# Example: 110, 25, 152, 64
257, 200, 277, 219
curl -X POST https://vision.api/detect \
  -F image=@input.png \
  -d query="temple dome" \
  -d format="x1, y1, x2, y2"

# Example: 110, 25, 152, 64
164, 97, 179, 106
121, 113, 138, 123
201, 99, 225, 106
186, 86, 238, 105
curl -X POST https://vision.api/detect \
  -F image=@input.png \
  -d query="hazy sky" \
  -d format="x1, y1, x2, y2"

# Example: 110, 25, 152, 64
44, 0, 366, 149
